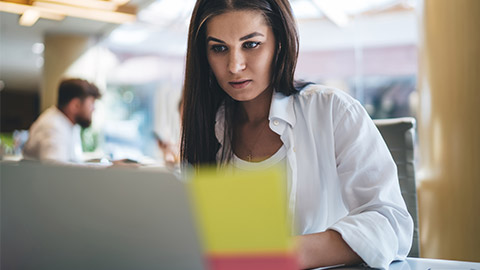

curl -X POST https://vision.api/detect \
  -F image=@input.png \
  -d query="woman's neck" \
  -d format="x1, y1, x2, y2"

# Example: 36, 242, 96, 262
237, 88, 273, 124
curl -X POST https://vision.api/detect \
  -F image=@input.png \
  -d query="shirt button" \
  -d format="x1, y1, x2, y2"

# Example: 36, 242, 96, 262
273, 120, 280, 126
293, 147, 296, 152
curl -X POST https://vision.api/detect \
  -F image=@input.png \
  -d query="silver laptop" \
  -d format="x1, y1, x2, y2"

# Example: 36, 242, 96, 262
1, 161, 206, 270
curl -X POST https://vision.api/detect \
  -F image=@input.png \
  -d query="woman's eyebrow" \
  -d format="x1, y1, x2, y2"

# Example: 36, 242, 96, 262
206, 36, 225, 43
240, 32, 264, 41
206, 32, 265, 43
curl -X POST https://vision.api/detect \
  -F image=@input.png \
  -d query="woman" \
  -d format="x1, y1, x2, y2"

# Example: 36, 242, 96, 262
181, 0, 413, 269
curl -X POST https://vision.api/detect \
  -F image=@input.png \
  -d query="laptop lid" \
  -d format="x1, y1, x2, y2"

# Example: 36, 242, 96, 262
1, 161, 206, 270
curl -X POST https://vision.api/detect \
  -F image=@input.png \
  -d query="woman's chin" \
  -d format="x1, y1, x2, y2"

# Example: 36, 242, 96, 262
223, 87, 271, 103
228, 94, 257, 102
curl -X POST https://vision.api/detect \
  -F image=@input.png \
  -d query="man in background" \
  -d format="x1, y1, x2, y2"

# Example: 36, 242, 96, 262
23, 78, 101, 163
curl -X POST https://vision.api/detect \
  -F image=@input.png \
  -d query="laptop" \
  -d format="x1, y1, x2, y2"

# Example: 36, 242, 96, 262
1, 161, 206, 270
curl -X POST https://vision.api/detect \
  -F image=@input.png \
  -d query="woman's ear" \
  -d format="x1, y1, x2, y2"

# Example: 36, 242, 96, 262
208, 68, 215, 87
274, 43, 281, 63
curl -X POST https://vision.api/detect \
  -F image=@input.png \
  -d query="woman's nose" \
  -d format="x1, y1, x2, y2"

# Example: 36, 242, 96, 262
228, 50, 246, 74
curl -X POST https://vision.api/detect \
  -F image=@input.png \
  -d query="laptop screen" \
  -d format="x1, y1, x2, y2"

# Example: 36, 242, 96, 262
1, 161, 206, 270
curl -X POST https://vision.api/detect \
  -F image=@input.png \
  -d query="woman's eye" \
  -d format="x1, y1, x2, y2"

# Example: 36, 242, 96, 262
211, 45, 227, 53
243, 41, 260, 49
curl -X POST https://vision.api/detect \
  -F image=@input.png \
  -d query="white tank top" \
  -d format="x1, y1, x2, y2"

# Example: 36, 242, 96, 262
232, 145, 287, 172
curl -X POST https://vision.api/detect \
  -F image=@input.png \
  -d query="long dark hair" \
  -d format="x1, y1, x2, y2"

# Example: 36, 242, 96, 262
181, 0, 300, 167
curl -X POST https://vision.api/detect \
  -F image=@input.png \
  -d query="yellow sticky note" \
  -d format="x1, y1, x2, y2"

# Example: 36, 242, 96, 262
188, 166, 292, 255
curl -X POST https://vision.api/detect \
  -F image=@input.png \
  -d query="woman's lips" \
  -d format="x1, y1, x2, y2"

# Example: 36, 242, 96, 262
229, 80, 252, 89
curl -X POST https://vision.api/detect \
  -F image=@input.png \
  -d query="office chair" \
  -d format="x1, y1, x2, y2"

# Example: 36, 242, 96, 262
373, 117, 420, 258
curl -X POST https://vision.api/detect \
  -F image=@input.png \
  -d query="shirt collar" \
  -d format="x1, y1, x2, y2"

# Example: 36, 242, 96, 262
215, 91, 296, 143
269, 91, 296, 128
50, 105, 76, 128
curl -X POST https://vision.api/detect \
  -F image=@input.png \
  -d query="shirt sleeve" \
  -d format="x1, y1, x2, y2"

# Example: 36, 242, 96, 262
327, 99, 414, 269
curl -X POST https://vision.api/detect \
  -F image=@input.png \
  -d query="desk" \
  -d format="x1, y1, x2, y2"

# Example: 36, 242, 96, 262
399, 258, 479, 270
328, 258, 480, 269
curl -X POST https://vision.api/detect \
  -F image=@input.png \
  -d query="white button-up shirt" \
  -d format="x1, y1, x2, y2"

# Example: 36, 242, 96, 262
23, 106, 83, 163
215, 85, 413, 269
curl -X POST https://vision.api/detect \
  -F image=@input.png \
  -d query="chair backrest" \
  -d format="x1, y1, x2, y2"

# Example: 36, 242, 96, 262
373, 117, 420, 257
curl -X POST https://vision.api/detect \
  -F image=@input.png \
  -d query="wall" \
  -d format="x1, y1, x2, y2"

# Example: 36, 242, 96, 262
42, 34, 92, 111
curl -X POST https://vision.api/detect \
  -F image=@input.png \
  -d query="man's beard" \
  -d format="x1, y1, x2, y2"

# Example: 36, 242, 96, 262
76, 115, 92, 128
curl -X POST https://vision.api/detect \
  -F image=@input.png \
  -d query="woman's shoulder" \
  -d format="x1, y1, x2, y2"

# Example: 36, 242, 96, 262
291, 84, 371, 131
295, 84, 360, 108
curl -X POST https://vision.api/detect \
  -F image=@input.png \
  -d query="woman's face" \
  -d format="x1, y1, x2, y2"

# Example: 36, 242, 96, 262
206, 10, 276, 102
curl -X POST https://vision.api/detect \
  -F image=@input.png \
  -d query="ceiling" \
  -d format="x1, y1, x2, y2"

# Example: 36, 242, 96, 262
0, 0, 416, 93
0, 0, 154, 92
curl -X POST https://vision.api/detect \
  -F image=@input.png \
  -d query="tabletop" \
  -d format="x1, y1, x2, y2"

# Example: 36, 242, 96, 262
320, 257, 480, 270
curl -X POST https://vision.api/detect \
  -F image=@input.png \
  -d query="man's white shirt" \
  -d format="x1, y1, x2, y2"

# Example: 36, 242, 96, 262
23, 106, 83, 163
